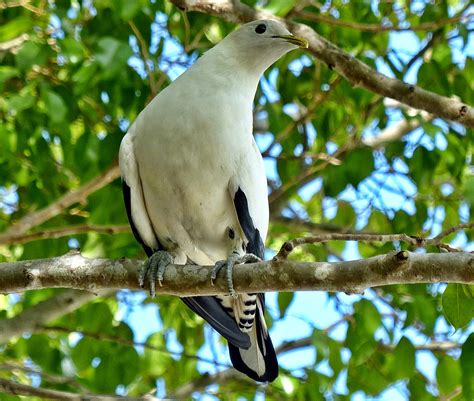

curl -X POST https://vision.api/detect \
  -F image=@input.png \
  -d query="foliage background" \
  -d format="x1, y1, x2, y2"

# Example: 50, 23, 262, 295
0, 0, 473, 400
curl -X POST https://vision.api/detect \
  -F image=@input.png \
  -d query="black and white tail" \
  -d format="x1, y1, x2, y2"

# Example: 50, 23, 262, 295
227, 294, 278, 381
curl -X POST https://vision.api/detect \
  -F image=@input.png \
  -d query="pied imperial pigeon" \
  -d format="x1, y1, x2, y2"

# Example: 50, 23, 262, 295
119, 19, 308, 382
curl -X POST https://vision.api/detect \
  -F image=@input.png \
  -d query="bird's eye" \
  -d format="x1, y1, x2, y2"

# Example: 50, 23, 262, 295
255, 24, 266, 34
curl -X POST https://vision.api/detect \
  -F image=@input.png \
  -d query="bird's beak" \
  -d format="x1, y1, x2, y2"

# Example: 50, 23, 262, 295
272, 35, 309, 48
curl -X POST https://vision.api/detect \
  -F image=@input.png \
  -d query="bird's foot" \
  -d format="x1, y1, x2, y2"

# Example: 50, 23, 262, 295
211, 251, 261, 298
139, 250, 173, 297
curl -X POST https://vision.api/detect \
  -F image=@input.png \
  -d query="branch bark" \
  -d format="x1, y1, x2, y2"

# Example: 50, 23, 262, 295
170, 0, 474, 129
0, 250, 472, 296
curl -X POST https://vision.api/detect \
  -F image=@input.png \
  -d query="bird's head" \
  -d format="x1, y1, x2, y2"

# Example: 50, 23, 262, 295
218, 19, 309, 76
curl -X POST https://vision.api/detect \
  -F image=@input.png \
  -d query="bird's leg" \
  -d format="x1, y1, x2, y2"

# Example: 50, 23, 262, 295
211, 251, 261, 298
139, 250, 174, 297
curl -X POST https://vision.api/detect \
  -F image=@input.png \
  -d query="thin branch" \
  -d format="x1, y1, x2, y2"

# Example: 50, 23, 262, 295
43, 325, 231, 368
0, 288, 113, 343
0, 33, 30, 52
271, 216, 361, 235
294, 11, 472, 33
274, 222, 473, 259
269, 103, 431, 213
0, 162, 120, 245
433, 222, 474, 242
362, 113, 433, 148
170, 0, 474, 128
4, 224, 131, 245
0, 377, 159, 401
129, 20, 158, 98
0, 250, 472, 296
170, 323, 461, 398
0, 362, 87, 390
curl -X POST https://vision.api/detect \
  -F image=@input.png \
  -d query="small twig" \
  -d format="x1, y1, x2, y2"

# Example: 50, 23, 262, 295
266, 152, 342, 164
0, 377, 159, 401
432, 221, 474, 243
274, 233, 420, 259
129, 21, 157, 98
0, 162, 120, 245
0, 362, 88, 391
43, 325, 231, 368
295, 10, 472, 33
4, 224, 131, 245
274, 221, 473, 259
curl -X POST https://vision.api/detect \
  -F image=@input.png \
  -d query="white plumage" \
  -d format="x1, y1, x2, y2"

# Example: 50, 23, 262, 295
119, 19, 307, 382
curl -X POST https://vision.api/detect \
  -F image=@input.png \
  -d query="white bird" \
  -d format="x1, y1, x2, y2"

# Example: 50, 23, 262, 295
119, 19, 308, 382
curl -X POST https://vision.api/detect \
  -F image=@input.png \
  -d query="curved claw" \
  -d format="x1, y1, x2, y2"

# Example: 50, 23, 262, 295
140, 251, 173, 297
211, 252, 262, 298
211, 260, 226, 286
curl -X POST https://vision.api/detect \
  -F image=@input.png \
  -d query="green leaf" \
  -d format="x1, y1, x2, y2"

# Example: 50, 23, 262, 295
26, 334, 62, 374
277, 292, 295, 317
387, 336, 416, 380
343, 147, 374, 187
117, 0, 144, 20
436, 355, 462, 395
95, 37, 133, 79
43, 90, 68, 124
461, 334, 474, 401
15, 41, 48, 71
264, 0, 297, 16
442, 284, 474, 329
463, 175, 474, 207
0, 66, 19, 89
0, 16, 33, 42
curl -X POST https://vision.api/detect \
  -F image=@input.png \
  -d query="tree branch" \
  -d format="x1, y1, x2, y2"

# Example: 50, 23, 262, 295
170, 0, 474, 128
0, 163, 120, 245
0, 250, 472, 296
274, 222, 474, 259
3, 224, 131, 245
294, 10, 472, 33
0, 378, 159, 401
0, 288, 113, 343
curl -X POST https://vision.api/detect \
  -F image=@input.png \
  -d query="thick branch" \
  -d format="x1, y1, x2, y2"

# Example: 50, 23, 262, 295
170, 0, 474, 128
0, 251, 472, 296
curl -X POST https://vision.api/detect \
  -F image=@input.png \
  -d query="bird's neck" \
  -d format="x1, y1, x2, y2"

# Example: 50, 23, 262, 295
193, 45, 264, 100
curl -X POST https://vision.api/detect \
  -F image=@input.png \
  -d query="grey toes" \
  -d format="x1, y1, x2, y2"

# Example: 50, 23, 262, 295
140, 251, 173, 297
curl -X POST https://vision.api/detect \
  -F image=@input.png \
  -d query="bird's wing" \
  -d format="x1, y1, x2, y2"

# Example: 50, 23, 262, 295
232, 186, 265, 259
181, 297, 251, 349
119, 129, 159, 255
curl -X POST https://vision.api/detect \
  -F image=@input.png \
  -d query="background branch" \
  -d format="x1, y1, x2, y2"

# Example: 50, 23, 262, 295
0, 378, 159, 401
170, 0, 474, 128
0, 288, 113, 343
0, 163, 120, 246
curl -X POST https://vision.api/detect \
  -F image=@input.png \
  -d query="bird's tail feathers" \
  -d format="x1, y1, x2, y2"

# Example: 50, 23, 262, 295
228, 298, 278, 382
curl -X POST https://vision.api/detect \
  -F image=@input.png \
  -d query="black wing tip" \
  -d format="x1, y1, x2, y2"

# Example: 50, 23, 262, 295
180, 297, 251, 349
122, 180, 157, 257
228, 341, 279, 382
